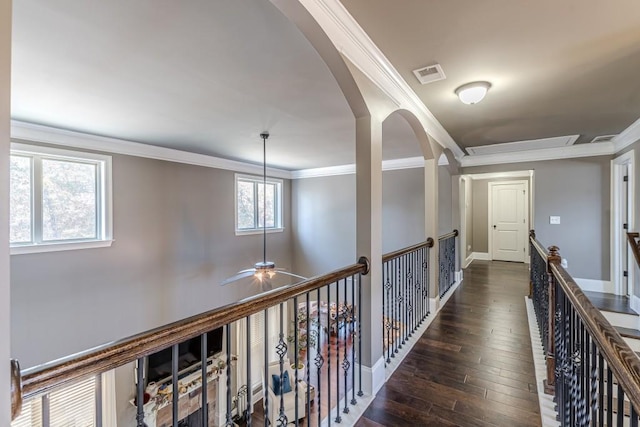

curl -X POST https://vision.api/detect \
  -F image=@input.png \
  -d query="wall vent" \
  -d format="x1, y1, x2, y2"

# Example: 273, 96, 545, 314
590, 135, 616, 143
412, 64, 446, 85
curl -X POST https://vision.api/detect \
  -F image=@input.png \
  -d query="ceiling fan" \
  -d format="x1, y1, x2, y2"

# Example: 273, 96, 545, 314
221, 132, 307, 288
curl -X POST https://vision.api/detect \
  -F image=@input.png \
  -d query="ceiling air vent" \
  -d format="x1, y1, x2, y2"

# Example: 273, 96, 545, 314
590, 135, 616, 143
412, 64, 446, 85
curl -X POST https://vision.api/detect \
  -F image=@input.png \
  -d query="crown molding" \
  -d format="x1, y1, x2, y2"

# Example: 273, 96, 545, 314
10, 121, 292, 179
460, 141, 615, 168
299, 0, 465, 159
291, 156, 426, 179
463, 170, 533, 180
613, 117, 640, 153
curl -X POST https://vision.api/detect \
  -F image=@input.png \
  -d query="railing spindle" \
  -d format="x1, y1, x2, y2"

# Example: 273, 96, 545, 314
245, 317, 252, 427
135, 358, 145, 427
172, 344, 179, 427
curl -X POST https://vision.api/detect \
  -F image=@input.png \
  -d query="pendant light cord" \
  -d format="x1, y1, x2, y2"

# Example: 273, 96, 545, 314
262, 133, 267, 265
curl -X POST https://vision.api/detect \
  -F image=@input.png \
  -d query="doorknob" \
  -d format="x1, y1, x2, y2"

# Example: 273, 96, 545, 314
493, 225, 497, 229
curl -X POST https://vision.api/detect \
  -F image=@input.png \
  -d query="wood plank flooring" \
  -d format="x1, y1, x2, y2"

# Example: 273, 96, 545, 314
356, 260, 541, 427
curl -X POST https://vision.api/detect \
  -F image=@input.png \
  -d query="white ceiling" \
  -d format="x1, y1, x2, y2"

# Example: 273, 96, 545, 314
11, 0, 425, 170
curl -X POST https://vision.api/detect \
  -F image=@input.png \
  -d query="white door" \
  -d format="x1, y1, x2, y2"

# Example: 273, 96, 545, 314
490, 182, 527, 262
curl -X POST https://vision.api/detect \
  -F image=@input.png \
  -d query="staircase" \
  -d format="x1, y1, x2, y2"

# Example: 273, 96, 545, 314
584, 291, 640, 355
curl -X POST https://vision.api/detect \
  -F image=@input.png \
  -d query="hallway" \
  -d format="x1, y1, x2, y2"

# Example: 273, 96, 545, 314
356, 261, 541, 426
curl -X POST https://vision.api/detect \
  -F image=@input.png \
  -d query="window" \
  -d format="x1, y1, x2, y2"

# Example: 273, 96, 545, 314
235, 174, 283, 234
9, 144, 113, 254
11, 372, 117, 427
12, 376, 95, 427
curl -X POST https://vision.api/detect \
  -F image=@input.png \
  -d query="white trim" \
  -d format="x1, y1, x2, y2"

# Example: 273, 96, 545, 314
291, 156, 425, 179
488, 180, 529, 263
601, 311, 640, 330
11, 121, 292, 179
11, 239, 114, 255
471, 252, 490, 261
298, 0, 464, 158
631, 295, 640, 315
613, 117, 640, 153
463, 254, 473, 268
465, 170, 533, 180
524, 297, 561, 427
359, 356, 385, 396
439, 275, 462, 308
574, 278, 615, 293
611, 150, 635, 296
466, 134, 578, 156
460, 140, 615, 167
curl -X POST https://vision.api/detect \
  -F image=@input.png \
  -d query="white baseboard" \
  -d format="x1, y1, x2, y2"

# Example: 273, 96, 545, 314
360, 357, 385, 396
463, 254, 473, 268
524, 297, 560, 426
632, 295, 640, 314
471, 252, 490, 261
440, 278, 462, 308
574, 278, 614, 293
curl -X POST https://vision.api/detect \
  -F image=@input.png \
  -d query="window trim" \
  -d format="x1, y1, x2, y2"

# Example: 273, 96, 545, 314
234, 173, 284, 236
10, 143, 113, 255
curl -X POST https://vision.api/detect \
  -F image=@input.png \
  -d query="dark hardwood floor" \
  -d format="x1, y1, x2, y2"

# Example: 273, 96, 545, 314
356, 260, 541, 427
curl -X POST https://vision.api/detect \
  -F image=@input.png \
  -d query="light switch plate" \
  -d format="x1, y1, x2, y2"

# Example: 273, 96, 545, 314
550, 216, 561, 225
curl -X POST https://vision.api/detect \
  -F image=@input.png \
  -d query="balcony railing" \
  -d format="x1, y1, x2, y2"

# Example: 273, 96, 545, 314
438, 230, 458, 298
381, 239, 434, 368
10, 257, 370, 427
530, 230, 640, 426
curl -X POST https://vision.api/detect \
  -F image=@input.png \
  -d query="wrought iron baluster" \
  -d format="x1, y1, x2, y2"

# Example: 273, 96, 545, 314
276, 303, 288, 427
632, 404, 639, 427
606, 365, 613, 427
136, 357, 146, 427
342, 278, 350, 415
316, 288, 323, 427
327, 283, 332, 427
617, 383, 624, 426
335, 280, 342, 423
225, 324, 232, 427
201, 332, 209, 427
264, 309, 269, 427
246, 317, 252, 427
293, 296, 299, 426
357, 271, 363, 397
306, 292, 311, 424
598, 353, 604, 427
172, 344, 179, 427
351, 273, 357, 406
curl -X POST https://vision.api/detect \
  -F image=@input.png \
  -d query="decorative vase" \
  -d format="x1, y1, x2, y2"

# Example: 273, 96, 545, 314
291, 363, 305, 381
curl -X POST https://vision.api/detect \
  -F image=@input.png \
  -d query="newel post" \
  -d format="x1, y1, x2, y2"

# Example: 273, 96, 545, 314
544, 245, 561, 394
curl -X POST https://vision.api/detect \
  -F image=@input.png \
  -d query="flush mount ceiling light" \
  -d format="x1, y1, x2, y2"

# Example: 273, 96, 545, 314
455, 81, 491, 105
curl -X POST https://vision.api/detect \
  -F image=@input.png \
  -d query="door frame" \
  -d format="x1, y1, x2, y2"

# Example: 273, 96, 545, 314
488, 179, 530, 263
611, 150, 635, 296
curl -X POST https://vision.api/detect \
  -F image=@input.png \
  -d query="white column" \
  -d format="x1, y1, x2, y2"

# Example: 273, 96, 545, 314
355, 115, 385, 395
0, 0, 12, 423
424, 158, 439, 313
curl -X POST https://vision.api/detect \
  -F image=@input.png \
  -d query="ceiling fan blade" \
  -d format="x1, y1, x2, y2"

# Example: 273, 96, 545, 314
221, 269, 256, 286
275, 269, 308, 282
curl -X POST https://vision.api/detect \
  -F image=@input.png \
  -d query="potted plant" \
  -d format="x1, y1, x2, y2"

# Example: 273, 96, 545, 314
287, 312, 319, 380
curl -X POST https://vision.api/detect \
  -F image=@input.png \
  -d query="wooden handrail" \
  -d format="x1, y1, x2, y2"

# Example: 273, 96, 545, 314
438, 229, 458, 241
11, 359, 22, 421
382, 238, 434, 263
629, 232, 640, 270
17, 259, 369, 402
550, 262, 640, 409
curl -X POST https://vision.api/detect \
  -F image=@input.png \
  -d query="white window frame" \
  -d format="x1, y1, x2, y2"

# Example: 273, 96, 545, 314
234, 173, 284, 235
10, 143, 113, 255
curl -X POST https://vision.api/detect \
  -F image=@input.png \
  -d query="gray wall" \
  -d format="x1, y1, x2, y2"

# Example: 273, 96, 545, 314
464, 157, 611, 281
291, 168, 426, 277
10, 151, 293, 424
438, 166, 453, 235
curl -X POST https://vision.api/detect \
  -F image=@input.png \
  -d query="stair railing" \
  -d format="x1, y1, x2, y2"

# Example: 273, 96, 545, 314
10, 257, 370, 427
530, 231, 640, 426
381, 238, 434, 368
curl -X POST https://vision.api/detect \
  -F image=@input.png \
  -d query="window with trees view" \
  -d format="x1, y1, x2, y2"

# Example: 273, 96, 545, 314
235, 174, 283, 234
9, 144, 113, 254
